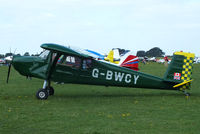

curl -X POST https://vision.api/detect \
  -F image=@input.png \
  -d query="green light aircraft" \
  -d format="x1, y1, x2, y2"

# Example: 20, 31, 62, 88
7, 43, 195, 100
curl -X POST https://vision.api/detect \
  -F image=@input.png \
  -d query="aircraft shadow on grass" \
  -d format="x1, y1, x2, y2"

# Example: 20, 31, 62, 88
52, 90, 191, 99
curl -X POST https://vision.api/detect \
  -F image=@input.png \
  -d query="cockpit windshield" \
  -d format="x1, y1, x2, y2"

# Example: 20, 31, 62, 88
39, 50, 50, 59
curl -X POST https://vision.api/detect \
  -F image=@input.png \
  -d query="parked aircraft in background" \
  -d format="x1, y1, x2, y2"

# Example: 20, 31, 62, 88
104, 49, 139, 71
83, 48, 139, 71
0, 58, 5, 65
194, 57, 200, 63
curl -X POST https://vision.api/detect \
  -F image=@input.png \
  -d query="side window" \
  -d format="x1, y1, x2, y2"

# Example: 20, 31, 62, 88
82, 59, 92, 70
57, 55, 81, 69
39, 50, 50, 60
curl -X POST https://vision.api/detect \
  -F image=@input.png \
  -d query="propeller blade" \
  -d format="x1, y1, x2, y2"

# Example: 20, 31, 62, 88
6, 64, 11, 83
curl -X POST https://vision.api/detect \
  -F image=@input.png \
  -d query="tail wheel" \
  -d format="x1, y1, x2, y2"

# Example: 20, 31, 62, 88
36, 88, 48, 100
47, 86, 54, 96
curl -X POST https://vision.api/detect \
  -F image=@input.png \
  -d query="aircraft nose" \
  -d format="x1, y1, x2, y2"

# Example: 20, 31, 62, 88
12, 55, 34, 76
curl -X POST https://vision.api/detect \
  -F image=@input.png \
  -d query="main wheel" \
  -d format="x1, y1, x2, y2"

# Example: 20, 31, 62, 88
36, 88, 48, 100
47, 86, 54, 96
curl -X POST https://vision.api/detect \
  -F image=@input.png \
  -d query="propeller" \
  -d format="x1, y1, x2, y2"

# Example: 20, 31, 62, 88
6, 48, 16, 83
6, 63, 12, 83
6, 55, 14, 83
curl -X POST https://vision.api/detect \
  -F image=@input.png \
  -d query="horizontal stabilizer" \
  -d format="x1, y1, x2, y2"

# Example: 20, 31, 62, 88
173, 80, 193, 88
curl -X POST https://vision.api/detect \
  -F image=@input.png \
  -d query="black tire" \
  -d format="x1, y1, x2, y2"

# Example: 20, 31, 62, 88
36, 88, 48, 100
47, 86, 54, 96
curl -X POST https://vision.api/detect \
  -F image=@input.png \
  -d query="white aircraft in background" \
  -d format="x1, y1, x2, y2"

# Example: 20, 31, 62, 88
194, 57, 200, 63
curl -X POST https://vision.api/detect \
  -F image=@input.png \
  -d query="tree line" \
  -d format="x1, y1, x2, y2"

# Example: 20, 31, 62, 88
136, 47, 165, 57
0, 52, 39, 58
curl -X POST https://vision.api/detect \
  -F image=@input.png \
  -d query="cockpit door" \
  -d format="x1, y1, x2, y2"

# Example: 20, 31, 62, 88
51, 55, 81, 83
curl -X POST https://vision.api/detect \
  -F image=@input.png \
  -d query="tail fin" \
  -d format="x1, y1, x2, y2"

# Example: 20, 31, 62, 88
104, 50, 114, 62
104, 50, 120, 64
164, 52, 195, 90
119, 52, 139, 71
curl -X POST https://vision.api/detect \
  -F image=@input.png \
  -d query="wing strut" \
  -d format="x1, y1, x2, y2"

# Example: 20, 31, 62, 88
36, 52, 61, 100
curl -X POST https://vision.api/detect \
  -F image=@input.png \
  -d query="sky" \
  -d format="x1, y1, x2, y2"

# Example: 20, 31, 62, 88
0, 0, 200, 56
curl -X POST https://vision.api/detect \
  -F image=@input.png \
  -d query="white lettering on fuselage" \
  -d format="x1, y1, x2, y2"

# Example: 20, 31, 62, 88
100, 73, 105, 76
125, 74, 132, 83
106, 70, 113, 80
134, 75, 139, 84
92, 68, 99, 78
92, 68, 139, 84
115, 72, 124, 82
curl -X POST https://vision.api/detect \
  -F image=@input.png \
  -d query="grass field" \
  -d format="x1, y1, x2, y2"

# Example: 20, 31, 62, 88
0, 63, 200, 134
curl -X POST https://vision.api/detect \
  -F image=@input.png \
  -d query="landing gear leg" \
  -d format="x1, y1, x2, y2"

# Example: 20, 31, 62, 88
43, 80, 48, 89
36, 80, 54, 100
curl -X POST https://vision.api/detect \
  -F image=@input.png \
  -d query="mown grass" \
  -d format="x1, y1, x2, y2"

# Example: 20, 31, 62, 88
0, 63, 200, 134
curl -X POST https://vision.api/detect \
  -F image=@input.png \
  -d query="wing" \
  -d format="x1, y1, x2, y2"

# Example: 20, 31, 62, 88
84, 49, 105, 60
40, 43, 91, 58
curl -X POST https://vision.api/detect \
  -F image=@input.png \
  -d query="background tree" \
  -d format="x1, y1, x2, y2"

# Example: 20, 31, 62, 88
0, 54, 4, 58
136, 50, 146, 57
5, 53, 13, 57
24, 52, 30, 56
145, 47, 165, 57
